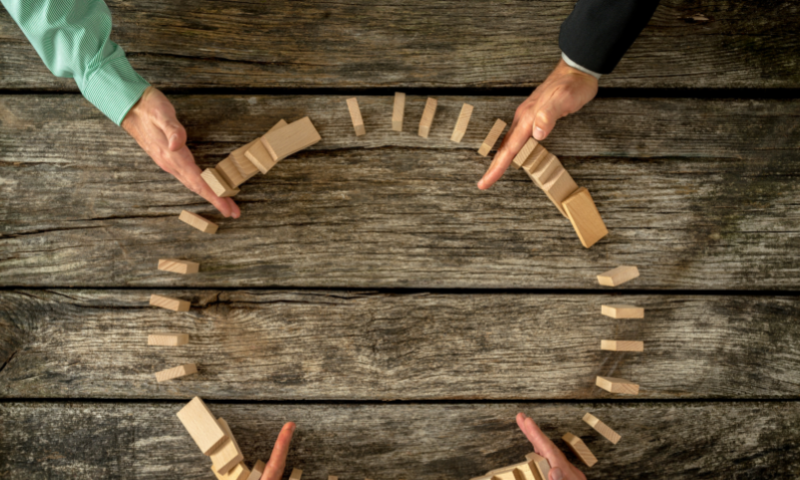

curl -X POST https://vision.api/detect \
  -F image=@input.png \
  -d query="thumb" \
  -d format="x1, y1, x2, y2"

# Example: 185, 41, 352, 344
548, 467, 563, 480
163, 120, 187, 152
533, 94, 570, 141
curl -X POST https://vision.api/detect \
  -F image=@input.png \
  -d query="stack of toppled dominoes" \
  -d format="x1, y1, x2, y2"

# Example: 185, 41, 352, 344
511, 138, 608, 248
201, 117, 322, 197
470, 452, 552, 480
177, 396, 296, 480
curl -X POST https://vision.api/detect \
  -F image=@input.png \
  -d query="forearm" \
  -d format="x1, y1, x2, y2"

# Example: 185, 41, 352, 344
1, 0, 149, 124
559, 0, 661, 75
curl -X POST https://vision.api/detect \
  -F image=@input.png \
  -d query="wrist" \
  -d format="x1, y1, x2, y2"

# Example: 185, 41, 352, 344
555, 57, 600, 83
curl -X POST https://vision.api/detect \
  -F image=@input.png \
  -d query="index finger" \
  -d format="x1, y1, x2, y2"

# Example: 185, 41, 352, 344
516, 412, 559, 459
477, 115, 533, 190
261, 422, 296, 480
171, 145, 241, 218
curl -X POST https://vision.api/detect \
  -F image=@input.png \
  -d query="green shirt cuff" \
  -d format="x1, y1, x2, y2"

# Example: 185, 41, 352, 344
81, 55, 150, 126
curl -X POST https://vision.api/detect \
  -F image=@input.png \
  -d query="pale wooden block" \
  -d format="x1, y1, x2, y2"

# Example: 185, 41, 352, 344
289, 468, 303, 480
450, 103, 473, 143
477, 119, 507, 156
392, 92, 405, 131
469, 476, 494, 480
148, 333, 189, 346
583, 413, 621, 445
179, 210, 219, 234
562, 433, 597, 467
177, 396, 228, 455
201, 168, 240, 197
418, 97, 438, 138
601, 340, 644, 352
529, 154, 561, 187
596, 376, 639, 395
524, 453, 550, 480
245, 140, 277, 174
155, 363, 197, 382
149, 294, 190, 312
158, 259, 200, 275
541, 168, 579, 217
211, 418, 244, 475
563, 187, 608, 248
261, 117, 322, 162
346, 97, 366, 136
522, 145, 551, 177
487, 462, 526, 476
241, 119, 289, 174
491, 470, 520, 480
511, 138, 539, 169
597, 266, 640, 287
246, 461, 266, 480
216, 156, 247, 188
213, 462, 250, 480
230, 145, 260, 180
601, 304, 644, 319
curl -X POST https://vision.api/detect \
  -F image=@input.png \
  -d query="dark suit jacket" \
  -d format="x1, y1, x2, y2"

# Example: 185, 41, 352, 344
559, 0, 661, 75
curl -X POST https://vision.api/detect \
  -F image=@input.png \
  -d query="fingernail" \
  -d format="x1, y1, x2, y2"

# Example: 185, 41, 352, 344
533, 127, 545, 141
477, 179, 485, 189
550, 468, 563, 480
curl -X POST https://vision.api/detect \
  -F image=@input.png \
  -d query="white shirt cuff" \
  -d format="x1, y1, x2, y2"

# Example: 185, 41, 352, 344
561, 52, 602, 80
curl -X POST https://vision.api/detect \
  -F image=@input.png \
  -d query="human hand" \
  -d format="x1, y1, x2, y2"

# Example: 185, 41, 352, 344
260, 422, 296, 480
122, 86, 241, 218
517, 412, 586, 480
477, 59, 598, 190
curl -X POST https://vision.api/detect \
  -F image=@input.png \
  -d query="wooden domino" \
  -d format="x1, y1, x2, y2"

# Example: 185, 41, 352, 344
155, 363, 197, 382
346, 97, 366, 136
246, 461, 266, 480
418, 97, 437, 138
179, 210, 218, 234
596, 376, 639, 395
487, 462, 525, 476
597, 266, 640, 287
392, 92, 405, 131
563, 187, 608, 248
601, 304, 644, 319
601, 340, 644, 352
478, 119, 507, 156
491, 470, 521, 480
562, 433, 597, 467
450, 103, 473, 143
511, 138, 539, 169
148, 333, 189, 346
525, 453, 551, 480
212, 462, 250, 480
216, 156, 247, 188
211, 418, 244, 475
158, 259, 199, 275
529, 154, 561, 187
541, 168, 579, 217
289, 468, 303, 480
583, 413, 621, 445
243, 119, 288, 174
260, 116, 322, 162
177, 396, 228, 455
201, 168, 240, 197
149, 294, 190, 312
521, 144, 551, 178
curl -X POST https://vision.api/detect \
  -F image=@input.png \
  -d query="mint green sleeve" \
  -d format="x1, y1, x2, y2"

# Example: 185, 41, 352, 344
1, 0, 150, 125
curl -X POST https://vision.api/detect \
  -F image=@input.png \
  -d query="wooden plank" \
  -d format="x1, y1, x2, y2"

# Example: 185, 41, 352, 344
1, 402, 799, 479
2, 290, 799, 400
1, 95, 799, 289
1, 2, 798, 90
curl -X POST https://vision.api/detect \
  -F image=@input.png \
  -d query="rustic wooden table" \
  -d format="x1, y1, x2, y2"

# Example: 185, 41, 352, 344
2, 1, 800, 478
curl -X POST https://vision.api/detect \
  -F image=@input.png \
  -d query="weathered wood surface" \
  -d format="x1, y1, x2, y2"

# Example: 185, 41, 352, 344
1, 401, 796, 479
2, 289, 799, 400
1, 95, 799, 289
1, 1, 799, 90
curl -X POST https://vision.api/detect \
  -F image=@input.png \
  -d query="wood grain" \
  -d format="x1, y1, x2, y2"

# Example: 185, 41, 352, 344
1, 290, 799, 400
1, 95, 799, 289
0, 1, 798, 90
1, 401, 798, 479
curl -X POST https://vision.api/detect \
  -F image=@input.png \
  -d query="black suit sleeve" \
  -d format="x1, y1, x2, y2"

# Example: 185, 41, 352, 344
559, 0, 661, 75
